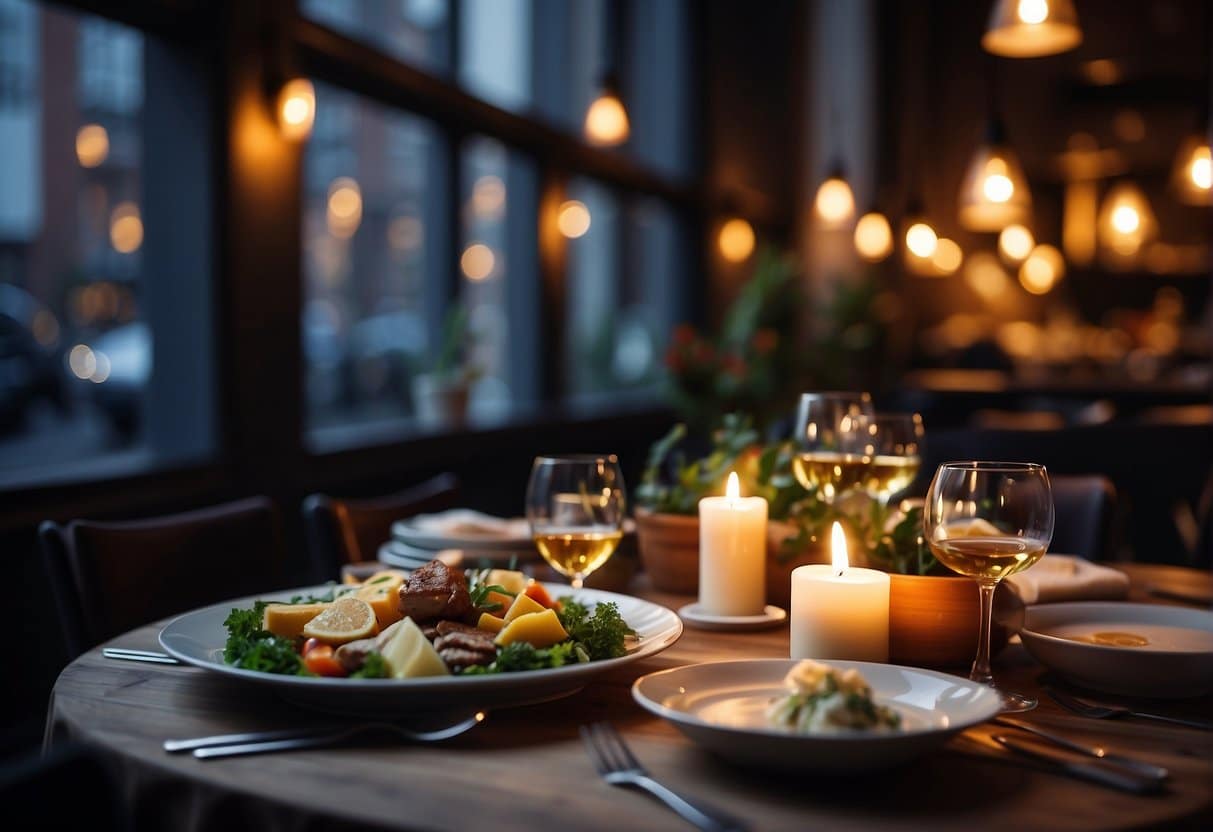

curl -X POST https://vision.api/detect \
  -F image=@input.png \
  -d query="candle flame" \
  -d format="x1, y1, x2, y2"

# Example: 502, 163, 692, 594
726, 471, 740, 500
831, 521, 849, 575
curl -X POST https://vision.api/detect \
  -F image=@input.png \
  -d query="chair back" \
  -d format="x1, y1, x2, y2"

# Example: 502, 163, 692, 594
302, 473, 460, 581
1050, 474, 1117, 561
39, 496, 288, 658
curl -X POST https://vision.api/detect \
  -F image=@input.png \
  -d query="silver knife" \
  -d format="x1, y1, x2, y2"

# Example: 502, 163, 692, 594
991, 734, 1164, 794
103, 648, 181, 665
993, 716, 1170, 781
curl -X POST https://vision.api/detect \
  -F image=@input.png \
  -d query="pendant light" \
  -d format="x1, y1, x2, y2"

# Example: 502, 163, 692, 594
583, 3, 630, 147
958, 115, 1031, 231
1171, 103, 1212, 206
854, 209, 893, 262
1097, 180, 1156, 268
902, 194, 940, 275
982, 0, 1082, 59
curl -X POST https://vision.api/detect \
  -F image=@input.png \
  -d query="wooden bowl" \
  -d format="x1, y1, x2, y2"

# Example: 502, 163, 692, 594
633, 508, 700, 594
889, 574, 1020, 668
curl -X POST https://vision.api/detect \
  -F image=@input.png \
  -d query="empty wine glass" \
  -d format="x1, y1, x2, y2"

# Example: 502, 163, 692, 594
924, 461, 1054, 712
791, 392, 875, 503
525, 455, 626, 590
860, 412, 925, 506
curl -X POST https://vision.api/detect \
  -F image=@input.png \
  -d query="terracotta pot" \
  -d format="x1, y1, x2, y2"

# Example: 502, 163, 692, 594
634, 508, 700, 594
888, 574, 1022, 668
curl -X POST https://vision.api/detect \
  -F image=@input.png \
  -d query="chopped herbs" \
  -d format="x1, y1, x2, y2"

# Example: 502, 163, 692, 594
461, 641, 583, 674
222, 602, 309, 676
557, 597, 635, 660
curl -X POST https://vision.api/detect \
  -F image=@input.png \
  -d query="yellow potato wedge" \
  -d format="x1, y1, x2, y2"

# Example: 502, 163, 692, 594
262, 602, 331, 640
476, 612, 506, 634
503, 591, 546, 623
494, 608, 569, 649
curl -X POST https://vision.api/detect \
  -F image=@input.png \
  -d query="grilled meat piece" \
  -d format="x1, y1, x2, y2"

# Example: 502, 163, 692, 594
334, 620, 405, 672
398, 560, 472, 623
435, 620, 489, 637
434, 630, 496, 656
438, 647, 495, 672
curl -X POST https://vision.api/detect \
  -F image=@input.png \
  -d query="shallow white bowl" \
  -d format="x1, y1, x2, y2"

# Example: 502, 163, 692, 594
632, 658, 1000, 771
1020, 602, 1213, 698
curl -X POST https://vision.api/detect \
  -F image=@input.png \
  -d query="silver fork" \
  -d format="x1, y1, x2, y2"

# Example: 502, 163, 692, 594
175, 711, 486, 759
580, 722, 748, 832
1047, 688, 1213, 731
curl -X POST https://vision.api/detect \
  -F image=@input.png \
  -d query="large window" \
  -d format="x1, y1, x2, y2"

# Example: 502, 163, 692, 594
299, 0, 697, 444
0, 0, 213, 485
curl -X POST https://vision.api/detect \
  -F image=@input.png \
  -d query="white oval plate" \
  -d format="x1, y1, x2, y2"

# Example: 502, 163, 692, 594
1020, 602, 1213, 698
632, 659, 1000, 771
160, 583, 681, 717
677, 603, 787, 632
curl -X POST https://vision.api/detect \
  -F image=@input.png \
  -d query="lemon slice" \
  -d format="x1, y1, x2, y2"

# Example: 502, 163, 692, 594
301, 597, 380, 645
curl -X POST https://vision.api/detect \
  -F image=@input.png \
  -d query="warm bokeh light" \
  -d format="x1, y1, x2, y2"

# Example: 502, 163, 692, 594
1098, 181, 1155, 259
76, 124, 109, 168
959, 145, 1031, 231
584, 92, 630, 147
90, 351, 112, 383
277, 78, 316, 141
557, 200, 592, 238
998, 224, 1035, 263
931, 238, 963, 274
472, 175, 506, 218
965, 251, 1011, 302
853, 212, 893, 262
109, 202, 143, 253
69, 344, 96, 379
718, 217, 755, 263
1171, 136, 1213, 205
326, 177, 363, 239
983, 0, 1082, 58
905, 222, 938, 259
1062, 180, 1098, 267
461, 243, 496, 281
1019, 244, 1065, 294
1080, 59, 1120, 85
814, 177, 855, 227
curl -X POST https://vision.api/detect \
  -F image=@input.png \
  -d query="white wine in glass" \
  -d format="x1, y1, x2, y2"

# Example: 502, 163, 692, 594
924, 461, 1054, 712
860, 412, 925, 504
791, 392, 875, 503
526, 455, 626, 589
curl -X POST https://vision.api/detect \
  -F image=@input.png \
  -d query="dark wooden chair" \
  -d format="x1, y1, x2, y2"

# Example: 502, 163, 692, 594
302, 473, 461, 581
39, 496, 289, 659
1049, 474, 1118, 561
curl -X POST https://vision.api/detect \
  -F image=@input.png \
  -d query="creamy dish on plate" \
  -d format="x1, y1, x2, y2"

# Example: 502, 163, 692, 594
766, 660, 902, 732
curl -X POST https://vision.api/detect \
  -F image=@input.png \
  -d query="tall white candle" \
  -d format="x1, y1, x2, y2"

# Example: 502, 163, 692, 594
790, 521, 890, 661
698, 472, 768, 616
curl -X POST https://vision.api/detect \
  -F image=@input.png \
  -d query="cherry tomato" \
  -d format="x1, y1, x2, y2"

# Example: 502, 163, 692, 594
301, 637, 324, 656
302, 643, 347, 677
524, 582, 558, 610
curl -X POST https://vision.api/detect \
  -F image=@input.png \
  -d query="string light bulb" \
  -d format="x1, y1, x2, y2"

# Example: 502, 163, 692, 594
958, 118, 1031, 231
277, 78, 315, 141
854, 212, 893, 262
557, 200, 592, 239
982, 0, 1082, 58
584, 75, 630, 147
1018, 244, 1065, 294
718, 218, 756, 263
814, 164, 856, 228
998, 224, 1035, 263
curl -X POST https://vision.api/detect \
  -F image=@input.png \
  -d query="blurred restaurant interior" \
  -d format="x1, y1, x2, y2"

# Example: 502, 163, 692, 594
1, 0, 1211, 777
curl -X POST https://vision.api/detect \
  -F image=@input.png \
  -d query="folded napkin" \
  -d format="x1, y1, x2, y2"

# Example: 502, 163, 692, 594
1004, 555, 1130, 605
408, 509, 530, 539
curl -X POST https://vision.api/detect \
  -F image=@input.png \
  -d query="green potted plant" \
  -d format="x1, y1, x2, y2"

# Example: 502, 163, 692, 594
411, 304, 482, 428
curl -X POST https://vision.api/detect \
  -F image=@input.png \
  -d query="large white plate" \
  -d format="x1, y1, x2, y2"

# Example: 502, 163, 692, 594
160, 583, 681, 717
632, 659, 1000, 771
1020, 602, 1213, 698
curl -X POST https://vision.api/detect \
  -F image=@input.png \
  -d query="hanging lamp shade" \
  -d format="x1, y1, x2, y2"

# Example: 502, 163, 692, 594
854, 211, 893, 262
901, 195, 939, 274
1097, 181, 1156, 268
982, 0, 1082, 58
958, 118, 1032, 232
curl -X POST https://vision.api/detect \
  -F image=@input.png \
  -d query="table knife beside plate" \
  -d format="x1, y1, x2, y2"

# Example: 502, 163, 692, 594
992, 716, 1170, 781
990, 734, 1164, 794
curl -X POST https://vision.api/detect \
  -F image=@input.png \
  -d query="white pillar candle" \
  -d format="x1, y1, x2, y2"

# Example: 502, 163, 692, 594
698, 472, 768, 616
790, 521, 890, 661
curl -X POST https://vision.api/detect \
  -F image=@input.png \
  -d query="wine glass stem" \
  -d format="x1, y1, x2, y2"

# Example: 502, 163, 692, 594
971, 580, 997, 686
570, 574, 585, 590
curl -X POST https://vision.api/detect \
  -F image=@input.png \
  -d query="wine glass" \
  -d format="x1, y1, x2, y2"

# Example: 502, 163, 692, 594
860, 412, 925, 506
525, 454, 626, 589
923, 461, 1054, 712
791, 391, 875, 503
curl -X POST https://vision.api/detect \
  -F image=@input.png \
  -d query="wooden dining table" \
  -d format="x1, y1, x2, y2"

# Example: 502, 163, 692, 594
48, 562, 1212, 831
